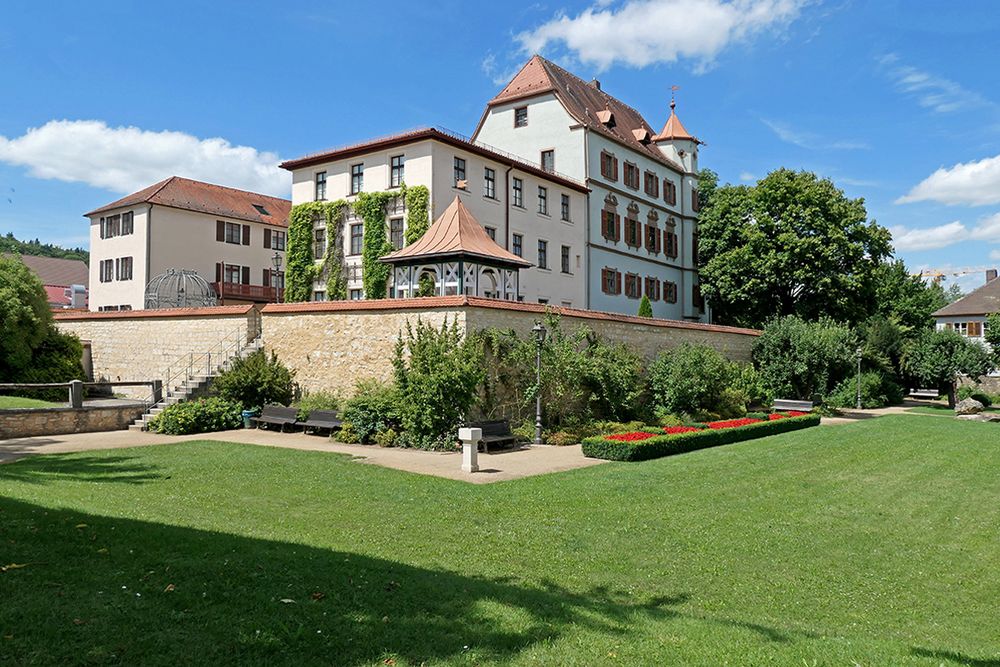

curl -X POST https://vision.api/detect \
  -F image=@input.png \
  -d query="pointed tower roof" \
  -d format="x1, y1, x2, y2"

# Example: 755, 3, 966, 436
654, 100, 702, 144
381, 196, 531, 268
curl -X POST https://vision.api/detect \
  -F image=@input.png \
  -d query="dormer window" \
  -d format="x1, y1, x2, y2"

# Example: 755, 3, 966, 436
596, 108, 615, 127
632, 128, 651, 144
252, 204, 270, 216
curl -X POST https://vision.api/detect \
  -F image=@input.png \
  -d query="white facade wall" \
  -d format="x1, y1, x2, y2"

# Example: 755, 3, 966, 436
88, 205, 150, 311
287, 137, 587, 307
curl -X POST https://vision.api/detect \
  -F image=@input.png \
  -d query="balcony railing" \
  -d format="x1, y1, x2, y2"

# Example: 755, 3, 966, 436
212, 282, 284, 303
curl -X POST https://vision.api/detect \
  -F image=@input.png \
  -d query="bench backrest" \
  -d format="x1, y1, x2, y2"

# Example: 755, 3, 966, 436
773, 399, 814, 411
307, 410, 340, 422
470, 419, 511, 436
261, 405, 298, 420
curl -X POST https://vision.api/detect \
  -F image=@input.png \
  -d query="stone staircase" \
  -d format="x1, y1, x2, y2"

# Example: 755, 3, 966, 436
129, 322, 263, 432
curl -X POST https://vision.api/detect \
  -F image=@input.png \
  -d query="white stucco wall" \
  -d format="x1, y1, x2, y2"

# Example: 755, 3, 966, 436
87, 205, 150, 311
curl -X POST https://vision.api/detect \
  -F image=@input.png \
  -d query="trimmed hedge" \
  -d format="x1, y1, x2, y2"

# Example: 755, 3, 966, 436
581, 413, 821, 461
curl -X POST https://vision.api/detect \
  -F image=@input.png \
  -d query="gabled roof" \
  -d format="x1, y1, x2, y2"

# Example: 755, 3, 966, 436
933, 276, 1000, 317
653, 101, 701, 144
380, 196, 531, 268
84, 176, 291, 227
481, 55, 687, 173
15, 254, 89, 287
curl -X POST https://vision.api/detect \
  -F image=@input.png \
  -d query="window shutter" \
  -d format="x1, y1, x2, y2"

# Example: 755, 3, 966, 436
216, 220, 224, 242
241, 266, 250, 284
263, 269, 270, 286
242, 225, 250, 246
615, 214, 621, 242
264, 230, 271, 249
215, 263, 222, 283
616, 271, 622, 294
613, 158, 619, 181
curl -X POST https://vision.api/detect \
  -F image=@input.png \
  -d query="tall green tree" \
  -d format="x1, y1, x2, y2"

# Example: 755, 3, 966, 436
0, 255, 52, 378
866, 260, 948, 332
902, 330, 994, 407
698, 169, 892, 328
985, 312, 1000, 363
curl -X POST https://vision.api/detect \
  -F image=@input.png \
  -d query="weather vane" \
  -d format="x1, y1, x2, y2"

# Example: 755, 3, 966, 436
670, 85, 680, 109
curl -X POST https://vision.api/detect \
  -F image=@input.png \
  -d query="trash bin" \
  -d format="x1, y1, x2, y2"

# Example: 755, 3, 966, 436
241, 410, 257, 429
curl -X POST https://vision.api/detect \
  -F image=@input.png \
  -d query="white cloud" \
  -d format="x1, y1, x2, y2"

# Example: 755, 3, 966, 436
0, 120, 287, 197
738, 171, 756, 182
516, 0, 809, 72
879, 53, 991, 113
890, 213, 1000, 252
990, 249, 1000, 261
897, 154, 1000, 206
762, 118, 869, 150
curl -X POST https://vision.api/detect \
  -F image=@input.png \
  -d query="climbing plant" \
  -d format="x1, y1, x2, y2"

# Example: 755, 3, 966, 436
355, 192, 396, 299
403, 184, 430, 245
284, 200, 347, 302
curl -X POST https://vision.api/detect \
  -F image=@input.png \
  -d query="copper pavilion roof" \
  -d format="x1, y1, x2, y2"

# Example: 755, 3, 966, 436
381, 196, 532, 268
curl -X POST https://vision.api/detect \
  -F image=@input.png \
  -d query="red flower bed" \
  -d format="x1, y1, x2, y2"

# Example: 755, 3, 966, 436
606, 431, 659, 442
663, 426, 701, 434
707, 418, 762, 430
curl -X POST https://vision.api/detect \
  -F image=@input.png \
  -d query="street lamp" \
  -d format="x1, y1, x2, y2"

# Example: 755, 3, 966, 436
855, 345, 863, 410
532, 321, 547, 445
271, 252, 283, 304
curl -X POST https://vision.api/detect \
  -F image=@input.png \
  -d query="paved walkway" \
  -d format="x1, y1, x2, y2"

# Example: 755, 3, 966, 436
0, 428, 606, 484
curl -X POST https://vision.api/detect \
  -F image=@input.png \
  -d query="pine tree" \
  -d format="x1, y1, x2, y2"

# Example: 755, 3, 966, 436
637, 294, 653, 318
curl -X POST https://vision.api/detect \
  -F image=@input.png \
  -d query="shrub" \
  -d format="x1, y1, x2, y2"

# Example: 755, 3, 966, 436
637, 294, 653, 318
147, 397, 243, 435
957, 385, 992, 407
214, 349, 295, 411
342, 380, 400, 444
337, 422, 361, 444
827, 371, 903, 409
753, 315, 856, 401
546, 430, 579, 446
374, 428, 399, 447
294, 390, 341, 420
648, 344, 734, 417
729, 363, 771, 409
16, 328, 86, 402
902, 329, 995, 407
581, 413, 821, 461
393, 318, 484, 449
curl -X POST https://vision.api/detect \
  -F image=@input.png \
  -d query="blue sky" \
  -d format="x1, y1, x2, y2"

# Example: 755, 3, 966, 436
2, 0, 999, 292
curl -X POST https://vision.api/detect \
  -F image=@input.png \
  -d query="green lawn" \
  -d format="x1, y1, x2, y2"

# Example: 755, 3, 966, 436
1, 416, 998, 665
906, 404, 1000, 416
0, 395, 61, 409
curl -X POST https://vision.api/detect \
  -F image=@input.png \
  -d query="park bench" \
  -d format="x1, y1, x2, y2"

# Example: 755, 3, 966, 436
299, 409, 343, 435
467, 419, 517, 453
908, 388, 940, 400
772, 399, 814, 412
251, 405, 300, 431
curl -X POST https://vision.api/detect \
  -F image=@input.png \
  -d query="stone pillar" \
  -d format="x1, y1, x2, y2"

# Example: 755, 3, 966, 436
458, 427, 482, 473
68, 380, 84, 409
151, 380, 163, 404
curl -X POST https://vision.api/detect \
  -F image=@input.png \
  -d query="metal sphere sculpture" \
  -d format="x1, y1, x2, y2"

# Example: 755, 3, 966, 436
144, 268, 218, 309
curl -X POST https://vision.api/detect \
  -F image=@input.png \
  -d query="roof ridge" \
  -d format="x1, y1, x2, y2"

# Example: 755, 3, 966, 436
164, 176, 290, 203
537, 56, 656, 131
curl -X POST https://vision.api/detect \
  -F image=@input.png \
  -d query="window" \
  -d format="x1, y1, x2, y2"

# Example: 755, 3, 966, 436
560, 194, 570, 221
100, 214, 122, 239
537, 240, 548, 269
538, 297, 549, 305
968, 321, 984, 337
600, 151, 618, 181
252, 204, 270, 216
693, 283, 704, 312
601, 209, 620, 242
538, 186, 548, 215
663, 180, 677, 205
664, 281, 678, 304
454, 157, 466, 188
484, 167, 496, 199
314, 228, 326, 258
601, 267, 622, 295
485, 226, 497, 241
644, 276, 660, 301
98, 259, 113, 282
223, 263, 242, 284
644, 171, 659, 198
664, 227, 679, 259
264, 229, 286, 251
121, 211, 134, 235
222, 221, 244, 245
115, 256, 133, 281
514, 106, 528, 127
512, 177, 524, 207
350, 289, 363, 300
315, 171, 327, 201
390, 155, 404, 188
350, 164, 363, 195
264, 269, 285, 290
350, 223, 364, 255
692, 188, 701, 212
645, 224, 660, 254
512, 233, 523, 257
390, 218, 404, 250
541, 150, 555, 173
347, 264, 363, 282
624, 162, 639, 189
625, 216, 641, 248
624, 273, 641, 299
313, 290, 327, 302
561, 245, 571, 274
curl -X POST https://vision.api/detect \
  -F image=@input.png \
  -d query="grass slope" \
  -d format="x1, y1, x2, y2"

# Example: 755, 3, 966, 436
1, 416, 998, 665
0, 396, 61, 409
906, 404, 1000, 416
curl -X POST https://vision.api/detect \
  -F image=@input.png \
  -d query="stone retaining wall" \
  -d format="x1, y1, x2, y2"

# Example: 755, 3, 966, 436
0, 403, 147, 439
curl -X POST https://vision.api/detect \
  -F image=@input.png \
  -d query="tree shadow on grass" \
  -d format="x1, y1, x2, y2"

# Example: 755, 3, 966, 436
911, 647, 1000, 666
0, 455, 163, 485
0, 497, 802, 666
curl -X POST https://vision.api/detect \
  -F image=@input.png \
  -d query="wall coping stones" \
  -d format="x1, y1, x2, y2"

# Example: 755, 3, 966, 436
53, 304, 256, 321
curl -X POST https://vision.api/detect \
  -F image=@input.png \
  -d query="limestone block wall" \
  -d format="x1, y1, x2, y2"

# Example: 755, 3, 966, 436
0, 403, 147, 439
54, 305, 258, 399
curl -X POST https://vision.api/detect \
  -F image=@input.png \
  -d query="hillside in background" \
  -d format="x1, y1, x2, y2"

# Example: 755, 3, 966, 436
0, 232, 88, 264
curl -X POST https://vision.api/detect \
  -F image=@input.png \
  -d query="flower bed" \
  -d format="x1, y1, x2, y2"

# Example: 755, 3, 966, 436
581, 412, 821, 462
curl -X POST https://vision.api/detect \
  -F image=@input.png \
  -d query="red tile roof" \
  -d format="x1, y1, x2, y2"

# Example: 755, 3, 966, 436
262, 295, 759, 337
480, 55, 692, 173
15, 254, 89, 287
84, 176, 291, 227
53, 304, 256, 320
380, 196, 531, 268
933, 276, 1000, 317
653, 101, 700, 144
278, 127, 588, 193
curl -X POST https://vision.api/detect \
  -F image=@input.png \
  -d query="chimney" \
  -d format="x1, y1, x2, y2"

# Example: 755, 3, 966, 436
589, 78, 601, 90
987, 269, 998, 282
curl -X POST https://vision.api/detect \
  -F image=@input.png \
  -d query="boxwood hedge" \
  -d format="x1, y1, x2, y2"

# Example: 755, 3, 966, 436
581, 413, 821, 461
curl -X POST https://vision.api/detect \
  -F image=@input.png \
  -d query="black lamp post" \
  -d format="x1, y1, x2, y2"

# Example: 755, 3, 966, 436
855, 345, 863, 410
532, 321, 547, 445
271, 252, 283, 304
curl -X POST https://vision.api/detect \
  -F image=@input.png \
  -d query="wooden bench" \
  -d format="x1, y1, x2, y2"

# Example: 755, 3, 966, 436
468, 419, 517, 453
250, 405, 300, 431
299, 409, 343, 435
772, 399, 814, 412
908, 388, 940, 400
